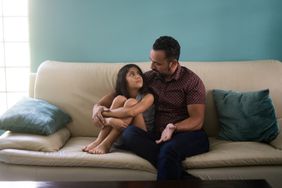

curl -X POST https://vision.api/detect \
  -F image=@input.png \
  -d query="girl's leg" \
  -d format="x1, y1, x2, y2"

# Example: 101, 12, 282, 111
88, 128, 121, 154
89, 98, 139, 154
82, 126, 111, 152
83, 95, 127, 152
125, 99, 147, 132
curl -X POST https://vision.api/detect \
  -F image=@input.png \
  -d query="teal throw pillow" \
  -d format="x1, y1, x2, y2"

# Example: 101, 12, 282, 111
213, 89, 279, 143
0, 98, 72, 135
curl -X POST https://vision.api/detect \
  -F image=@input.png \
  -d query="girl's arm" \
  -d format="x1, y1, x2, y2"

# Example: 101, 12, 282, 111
102, 93, 154, 118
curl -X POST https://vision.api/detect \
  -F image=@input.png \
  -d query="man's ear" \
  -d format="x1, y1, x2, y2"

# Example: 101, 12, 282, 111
170, 60, 178, 69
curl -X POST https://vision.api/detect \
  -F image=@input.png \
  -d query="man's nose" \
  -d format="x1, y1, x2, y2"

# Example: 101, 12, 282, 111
151, 63, 155, 70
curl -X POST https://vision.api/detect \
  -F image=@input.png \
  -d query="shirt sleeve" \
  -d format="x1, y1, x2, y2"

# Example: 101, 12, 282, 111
186, 75, 206, 105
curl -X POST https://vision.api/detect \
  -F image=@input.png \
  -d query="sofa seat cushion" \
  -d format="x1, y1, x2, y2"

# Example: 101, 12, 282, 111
1, 137, 282, 172
184, 137, 282, 169
0, 137, 156, 173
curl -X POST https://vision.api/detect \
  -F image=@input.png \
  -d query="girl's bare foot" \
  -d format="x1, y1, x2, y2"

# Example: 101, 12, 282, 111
82, 139, 103, 152
88, 142, 111, 154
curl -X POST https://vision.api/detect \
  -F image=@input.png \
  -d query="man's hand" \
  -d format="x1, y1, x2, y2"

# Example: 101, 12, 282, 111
156, 123, 176, 144
92, 105, 108, 128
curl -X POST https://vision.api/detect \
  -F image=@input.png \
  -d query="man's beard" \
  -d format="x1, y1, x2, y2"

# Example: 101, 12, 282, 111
159, 72, 169, 78
153, 68, 171, 78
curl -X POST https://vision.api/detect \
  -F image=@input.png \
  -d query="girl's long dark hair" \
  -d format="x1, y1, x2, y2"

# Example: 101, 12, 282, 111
115, 64, 149, 98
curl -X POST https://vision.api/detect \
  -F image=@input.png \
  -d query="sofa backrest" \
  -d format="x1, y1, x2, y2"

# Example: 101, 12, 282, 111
32, 60, 282, 137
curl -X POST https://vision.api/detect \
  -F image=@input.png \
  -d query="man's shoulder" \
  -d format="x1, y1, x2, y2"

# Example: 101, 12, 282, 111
179, 66, 205, 90
180, 66, 201, 80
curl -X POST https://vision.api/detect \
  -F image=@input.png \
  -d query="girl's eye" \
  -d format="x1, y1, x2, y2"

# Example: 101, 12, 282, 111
128, 71, 141, 77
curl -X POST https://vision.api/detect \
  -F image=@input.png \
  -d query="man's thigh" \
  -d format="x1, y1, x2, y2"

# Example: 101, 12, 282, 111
160, 129, 209, 159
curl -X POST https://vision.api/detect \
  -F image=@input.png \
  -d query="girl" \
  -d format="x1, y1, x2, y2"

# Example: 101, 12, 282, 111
83, 64, 155, 154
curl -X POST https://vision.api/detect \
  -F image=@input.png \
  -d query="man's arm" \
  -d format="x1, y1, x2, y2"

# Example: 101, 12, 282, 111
174, 104, 205, 131
156, 104, 205, 144
94, 92, 116, 108
92, 92, 116, 126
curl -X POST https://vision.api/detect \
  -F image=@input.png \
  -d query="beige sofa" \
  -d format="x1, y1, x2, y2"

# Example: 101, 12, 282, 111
0, 60, 281, 187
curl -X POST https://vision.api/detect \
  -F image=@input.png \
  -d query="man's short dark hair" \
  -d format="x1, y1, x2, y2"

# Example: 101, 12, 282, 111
153, 36, 181, 61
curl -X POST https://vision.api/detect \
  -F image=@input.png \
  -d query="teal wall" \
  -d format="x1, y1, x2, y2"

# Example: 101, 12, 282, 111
29, 0, 282, 72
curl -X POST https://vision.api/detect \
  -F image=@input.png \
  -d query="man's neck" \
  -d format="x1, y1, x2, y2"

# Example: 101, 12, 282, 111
164, 64, 179, 81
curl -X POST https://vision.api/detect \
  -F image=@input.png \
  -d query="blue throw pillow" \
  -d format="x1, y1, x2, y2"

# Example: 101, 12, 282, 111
0, 98, 72, 135
213, 89, 279, 143
0, 129, 4, 135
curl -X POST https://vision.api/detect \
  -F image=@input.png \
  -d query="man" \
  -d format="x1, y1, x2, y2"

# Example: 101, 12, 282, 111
92, 36, 209, 180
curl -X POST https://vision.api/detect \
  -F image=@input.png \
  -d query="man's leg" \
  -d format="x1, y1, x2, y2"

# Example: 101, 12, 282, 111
120, 126, 160, 167
157, 129, 209, 180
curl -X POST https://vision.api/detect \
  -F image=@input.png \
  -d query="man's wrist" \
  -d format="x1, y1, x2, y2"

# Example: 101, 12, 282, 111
167, 123, 177, 132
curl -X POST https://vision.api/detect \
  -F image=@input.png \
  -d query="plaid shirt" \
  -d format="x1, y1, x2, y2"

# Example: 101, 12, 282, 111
144, 65, 206, 132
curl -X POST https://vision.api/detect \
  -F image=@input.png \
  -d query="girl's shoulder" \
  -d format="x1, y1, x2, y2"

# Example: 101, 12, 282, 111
136, 92, 154, 102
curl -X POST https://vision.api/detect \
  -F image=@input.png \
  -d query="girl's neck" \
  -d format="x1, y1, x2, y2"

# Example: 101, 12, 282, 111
128, 89, 139, 98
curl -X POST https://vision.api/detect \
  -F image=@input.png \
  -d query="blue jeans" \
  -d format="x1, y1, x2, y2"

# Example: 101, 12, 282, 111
119, 126, 209, 180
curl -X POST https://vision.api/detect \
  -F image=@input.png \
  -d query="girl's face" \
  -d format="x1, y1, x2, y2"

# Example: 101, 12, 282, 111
126, 67, 143, 90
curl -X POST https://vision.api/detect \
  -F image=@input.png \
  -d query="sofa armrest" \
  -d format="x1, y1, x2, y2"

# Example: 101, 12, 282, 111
0, 128, 70, 152
29, 73, 37, 98
270, 118, 282, 150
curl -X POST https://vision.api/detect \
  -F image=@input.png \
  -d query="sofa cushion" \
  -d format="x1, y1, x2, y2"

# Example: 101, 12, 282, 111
183, 137, 282, 169
0, 128, 70, 152
0, 97, 72, 135
213, 89, 279, 142
0, 137, 156, 173
271, 119, 282, 150
0, 137, 281, 172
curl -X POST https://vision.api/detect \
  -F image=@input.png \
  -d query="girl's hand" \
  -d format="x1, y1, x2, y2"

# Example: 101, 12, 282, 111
92, 106, 108, 127
156, 123, 176, 144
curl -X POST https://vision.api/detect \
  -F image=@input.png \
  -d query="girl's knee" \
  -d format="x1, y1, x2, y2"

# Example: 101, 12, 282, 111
113, 95, 127, 105
124, 98, 138, 107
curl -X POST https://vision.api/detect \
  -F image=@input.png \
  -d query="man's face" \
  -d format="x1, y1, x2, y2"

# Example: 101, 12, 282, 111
150, 49, 172, 77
